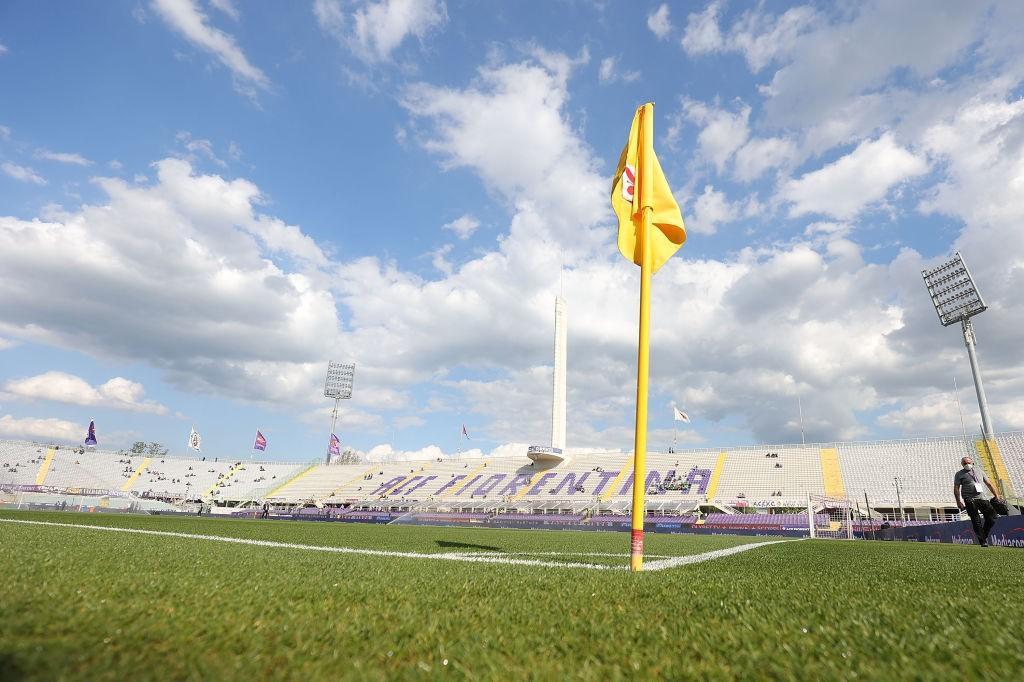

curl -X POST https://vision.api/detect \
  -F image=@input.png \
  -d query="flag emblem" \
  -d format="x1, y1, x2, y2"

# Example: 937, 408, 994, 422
673, 406, 690, 423
254, 430, 267, 451
188, 427, 202, 451
620, 164, 635, 201
84, 420, 98, 447
329, 433, 341, 456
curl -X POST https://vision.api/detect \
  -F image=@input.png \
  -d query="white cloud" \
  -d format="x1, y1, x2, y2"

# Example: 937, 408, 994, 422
680, 2, 723, 55
0, 50, 943, 446
4, 371, 169, 415
0, 43, 8, 56
803, 221, 850, 239
0, 414, 82, 441
757, 2, 991, 131
0, 158, 334, 406
208, 0, 239, 21
919, 98, 1024, 231
688, 185, 738, 235
681, 99, 750, 172
878, 389, 1024, 435
2, 162, 46, 185
598, 56, 640, 85
313, 0, 345, 40
301, 405, 384, 432
647, 4, 671, 40
402, 51, 607, 254
108, 160, 124, 171
151, 0, 270, 96
0, 125, 10, 140
430, 243, 453, 274
733, 136, 797, 182
175, 131, 226, 166
391, 414, 426, 429
357, 442, 495, 462
0, 336, 16, 351
726, 5, 818, 72
391, 52, 966, 444
3, 42, 1022, 450
782, 134, 928, 219
315, 0, 447, 63
354, 0, 445, 61
877, 392, 969, 436
34, 149, 93, 166
681, 3, 818, 73
442, 214, 479, 239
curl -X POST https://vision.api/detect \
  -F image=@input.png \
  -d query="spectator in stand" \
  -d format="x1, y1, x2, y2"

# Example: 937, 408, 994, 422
954, 456, 1002, 547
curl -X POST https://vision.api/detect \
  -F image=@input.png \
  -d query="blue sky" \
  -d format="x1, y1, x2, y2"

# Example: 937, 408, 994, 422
1, 1, 1023, 461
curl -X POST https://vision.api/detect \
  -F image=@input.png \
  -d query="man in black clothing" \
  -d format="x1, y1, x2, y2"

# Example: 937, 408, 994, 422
954, 456, 1002, 546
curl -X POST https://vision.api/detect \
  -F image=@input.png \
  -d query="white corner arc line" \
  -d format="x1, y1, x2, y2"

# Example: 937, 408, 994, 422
641, 539, 797, 571
0, 519, 792, 572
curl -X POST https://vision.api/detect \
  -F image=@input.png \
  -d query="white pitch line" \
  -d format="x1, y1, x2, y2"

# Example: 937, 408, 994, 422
443, 551, 672, 559
0, 518, 790, 572
642, 539, 797, 571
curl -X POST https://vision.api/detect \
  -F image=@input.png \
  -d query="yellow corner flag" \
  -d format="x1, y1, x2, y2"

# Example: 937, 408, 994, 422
611, 103, 686, 572
611, 104, 686, 274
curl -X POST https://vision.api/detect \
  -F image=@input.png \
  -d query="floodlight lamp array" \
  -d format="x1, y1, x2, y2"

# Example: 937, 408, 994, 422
324, 361, 355, 399
921, 251, 986, 327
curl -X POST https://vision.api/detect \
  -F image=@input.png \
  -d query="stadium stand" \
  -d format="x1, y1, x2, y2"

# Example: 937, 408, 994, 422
997, 432, 1024, 496
0, 441, 49, 485
3, 433, 1023, 521
837, 437, 975, 506
0, 440, 307, 505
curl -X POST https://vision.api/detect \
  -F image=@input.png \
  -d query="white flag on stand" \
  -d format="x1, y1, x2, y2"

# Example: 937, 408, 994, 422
188, 426, 202, 451
673, 406, 690, 423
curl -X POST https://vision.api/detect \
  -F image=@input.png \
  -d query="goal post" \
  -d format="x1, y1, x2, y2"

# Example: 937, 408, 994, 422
807, 494, 855, 539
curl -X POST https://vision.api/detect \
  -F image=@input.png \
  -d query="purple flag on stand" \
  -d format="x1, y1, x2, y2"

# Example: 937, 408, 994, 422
84, 420, 97, 447
329, 433, 341, 456
254, 430, 267, 451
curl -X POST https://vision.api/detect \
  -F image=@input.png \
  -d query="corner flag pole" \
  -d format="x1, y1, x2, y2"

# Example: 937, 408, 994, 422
629, 103, 655, 573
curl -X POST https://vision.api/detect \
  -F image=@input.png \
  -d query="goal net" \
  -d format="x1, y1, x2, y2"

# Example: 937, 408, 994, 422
807, 494, 855, 539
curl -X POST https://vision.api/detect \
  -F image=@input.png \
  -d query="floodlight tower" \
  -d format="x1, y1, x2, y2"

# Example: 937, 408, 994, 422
323, 361, 355, 464
921, 252, 993, 439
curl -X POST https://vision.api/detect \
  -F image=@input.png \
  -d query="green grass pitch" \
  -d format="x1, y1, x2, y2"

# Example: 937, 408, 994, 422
1, 510, 1022, 680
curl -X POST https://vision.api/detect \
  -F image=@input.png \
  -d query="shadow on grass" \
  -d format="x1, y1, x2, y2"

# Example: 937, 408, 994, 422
0, 653, 25, 681
436, 540, 503, 552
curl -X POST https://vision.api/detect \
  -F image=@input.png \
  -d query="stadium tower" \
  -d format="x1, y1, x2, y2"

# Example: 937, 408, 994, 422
551, 295, 567, 450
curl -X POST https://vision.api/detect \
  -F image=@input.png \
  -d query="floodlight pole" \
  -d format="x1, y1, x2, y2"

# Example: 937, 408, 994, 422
922, 252, 1006, 496
328, 396, 341, 464
961, 319, 994, 440
323, 361, 356, 465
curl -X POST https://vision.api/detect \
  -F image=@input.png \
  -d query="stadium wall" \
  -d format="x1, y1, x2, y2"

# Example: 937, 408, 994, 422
273, 508, 1024, 546
869, 515, 1024, 548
